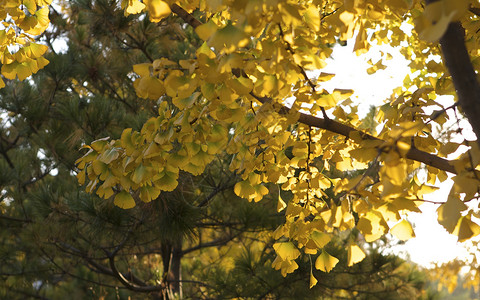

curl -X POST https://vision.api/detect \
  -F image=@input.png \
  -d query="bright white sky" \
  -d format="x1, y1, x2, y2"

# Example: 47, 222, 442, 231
321, 39, 472, 267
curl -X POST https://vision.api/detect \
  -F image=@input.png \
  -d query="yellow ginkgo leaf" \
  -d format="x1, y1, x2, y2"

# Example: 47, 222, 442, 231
234, 180, 255, 199
92, 160, 108, 176
437, 196, 467, 233
26, 43, 48, 58
148, 0, 171, 22
1, 62, 18, 80
392, 197, 421, 213
315, 250, 339, 273
439, 142, 461, 157
208, 24, 249, 53
123, 0, 146, 15
35, 56, 49, 70
139, 185, 161, 202
77, 169, 86, 185
357, 212, 388, 242
452, 174, 480, 201
91, 137, 110, 152
348, 243, 366, 266
304, 5, 320, 31
195, 19, 219, 41
23, 0, 37, 14
131, 163, 147, 184
98, 147, 120, 164
114, 190, 136, 209
273, 242, 300, 261
134, 76, 165, 100
331, 89, 354, 102
173, 92, 200, 110
453, 216, 480, 242
272, 255, 299, 277
35, 7, 50, 26
317, 72, 335, 82
384, 162, 407, 185
36, 0, 53, 6
390, 219, 415, 241
154, 169, 178, 191
133, 63, 151, 77
96, 185, 114, 199
310, 231, 331, 248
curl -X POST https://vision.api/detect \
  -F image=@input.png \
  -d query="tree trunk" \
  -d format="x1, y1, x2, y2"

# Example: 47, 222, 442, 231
159, 240, 183, 300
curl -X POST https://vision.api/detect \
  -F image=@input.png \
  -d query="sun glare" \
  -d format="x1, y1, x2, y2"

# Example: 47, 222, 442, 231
322, 39, 471, 267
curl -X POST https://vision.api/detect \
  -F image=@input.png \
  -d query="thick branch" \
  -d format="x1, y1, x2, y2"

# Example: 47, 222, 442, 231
297, 112, 456, 174
170, 4, 202, 28
438, 22, 480, 145
171, 4, 458, 175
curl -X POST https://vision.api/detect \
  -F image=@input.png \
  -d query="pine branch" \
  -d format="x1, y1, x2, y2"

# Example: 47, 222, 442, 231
181, 232, 242, 256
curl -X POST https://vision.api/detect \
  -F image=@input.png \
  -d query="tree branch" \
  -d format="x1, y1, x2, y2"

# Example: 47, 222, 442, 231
106, 251, 166, 292
170, 4, 202, 29
0, 213, 32, 223
438, 22, 480, 146
181, 233, 240, 256
55, 242, 151, 288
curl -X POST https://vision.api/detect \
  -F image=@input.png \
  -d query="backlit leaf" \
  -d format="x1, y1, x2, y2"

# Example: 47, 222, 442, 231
437, 196, 467, 233
304, 6, 320, 31
315, 250, 339, 273
348, 243, 366, 266
147, 0, 171, 22
123, 0, 146, 15
273, 242, 300, 261
453, 216, 480, 242
310, 271, 318, 288
390, 219, 415, 241
310, 231, 331, 248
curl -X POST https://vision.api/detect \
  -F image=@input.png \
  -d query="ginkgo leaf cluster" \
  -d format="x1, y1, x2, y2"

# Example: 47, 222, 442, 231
0, 0, 52, 87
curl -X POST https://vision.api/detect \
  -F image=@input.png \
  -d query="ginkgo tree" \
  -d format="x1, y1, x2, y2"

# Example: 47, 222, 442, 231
3, 0, 480, 291
74, 0, 480, 289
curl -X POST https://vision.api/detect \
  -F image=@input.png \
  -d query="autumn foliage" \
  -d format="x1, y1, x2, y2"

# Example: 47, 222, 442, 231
2, 0, 480, 293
